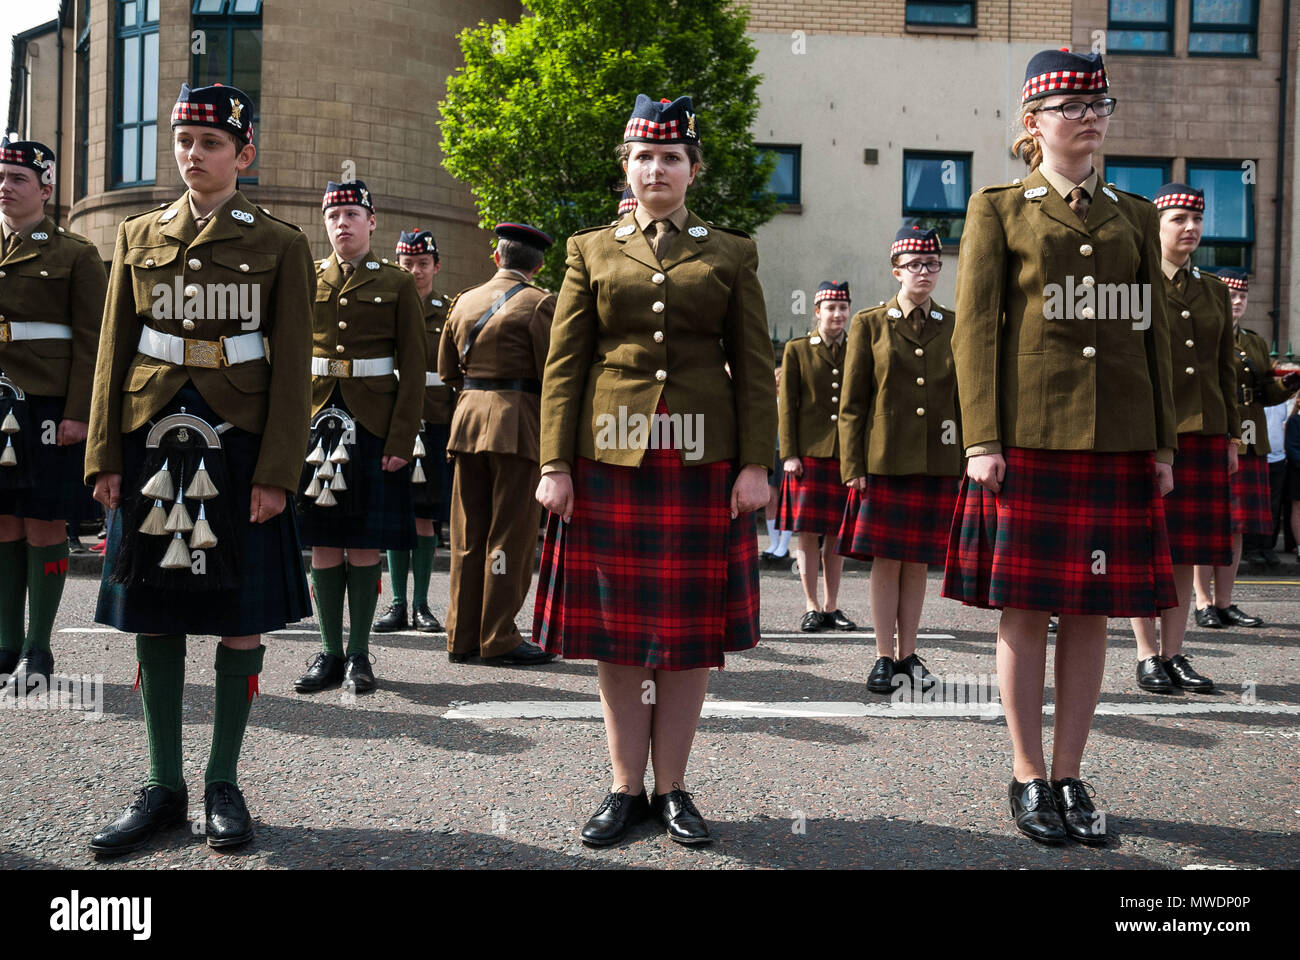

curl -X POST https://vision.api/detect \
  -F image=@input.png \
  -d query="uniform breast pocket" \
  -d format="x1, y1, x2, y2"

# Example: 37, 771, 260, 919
13, 263, 72, 308
666, 261, 728, 324
123, 244, 181, 314
209, 247, 279, 329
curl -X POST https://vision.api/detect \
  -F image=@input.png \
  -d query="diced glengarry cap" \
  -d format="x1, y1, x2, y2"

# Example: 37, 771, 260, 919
814, 281, 850, 304
1022, 48, 1107, 105
322, 180, 374, 213
891, 225, 941, 257
1214, 267, 1248, 292
396, 228, 438, 258
624, 94, 700, 145
493, 222, 553, 251
171, 82, 255, 144
1154, 182, 1205, 212
0, 138, 55, 185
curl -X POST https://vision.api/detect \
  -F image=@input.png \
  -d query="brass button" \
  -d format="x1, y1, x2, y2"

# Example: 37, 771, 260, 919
1079, 244, 1093, 256
652, 272, 665, 284
1185, 366, 1195, 375
832, 368, 840, 375
916, 407, 926, 416
653, 331, 664, 343
914, 348, 924, 357
1181, 310, 1191, 319
188, 258, 202, 270
831, 382, 839, 389
339, 297, 348, 306
239, 263, 250, 272
1080, 306, 1095, 319
1081, 276, 1095, 286
1082, 346, 1096, 359
830, 414, 838, 421
0, 271, 5, 278
1185, 339, 1194, 348
374, 296, 382, 303
831, 396, 838, 403
39, 269, 48, 277
655, 369, 667, 381
916, 377, 925, 386
652, 301, 665, 313
144, 259, 154, 267
335, 344, 345, 354
339, 321, 347, 330
184, 285, 200, 298
182, 319, 196, 331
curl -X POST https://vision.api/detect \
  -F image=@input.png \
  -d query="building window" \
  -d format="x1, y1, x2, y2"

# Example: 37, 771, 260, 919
114, 0, 159, 187
902, 150, 971, 244
1107, 0, 1173, 54
905, 1, 976, 27
76, 3, 91, 200
1189, 0, 1257, 57
1102, 157, 1171, 201
192, 0, 263, 182
759, 145, 801, 206
1187, 160, 1254, 271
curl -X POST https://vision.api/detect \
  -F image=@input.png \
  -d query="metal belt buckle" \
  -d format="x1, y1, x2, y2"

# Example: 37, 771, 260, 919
328, 358, 351, 378
1241, 385, 1254, 406
0, 323, 9, 343
183, 338, 224, 369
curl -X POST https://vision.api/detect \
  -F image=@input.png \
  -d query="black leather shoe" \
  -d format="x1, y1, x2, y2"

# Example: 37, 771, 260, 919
1008, 777, 1066, 844
1261, 550, 1281, 569
1136, 656, 1174, 693
652, 786, 712, 845
89, 783, 189, 856
894, 653, 937, 692
799, 610, 825, 632
5, 649, 54, 695
1240, 550, 1267, 568
204, 782, 254, 849
413, 604, 442, 632
293, 652, 345, 693
867, 656, 896, 694
580, 789, 650, 847
1217, 605, 1263, 628
372, 603, 408, 633
448, 648, 478, 664
485, 639, 555, 666
0, 649, 20, 677
343, 653, 377, 694
1052, 777, 1106, 845
1194, 605, 1225, 628
1164, 654, 1214, 692
826, 609, 857, 630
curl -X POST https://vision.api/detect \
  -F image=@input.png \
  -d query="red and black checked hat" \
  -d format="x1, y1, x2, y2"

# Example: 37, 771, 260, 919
814, 281, 850, 305
494, 222, 553, 251
624, 94, 700, 145
0, 138, 55, 185
1154, 182, 1205, 212
1214, 267, 1248, 292
396, 228, 438, 259
891, 225, 942, 258
322, 180, 374, 213
617, 188, 638, 216
171, 82, 255, 144
1022, 48, 1107, 105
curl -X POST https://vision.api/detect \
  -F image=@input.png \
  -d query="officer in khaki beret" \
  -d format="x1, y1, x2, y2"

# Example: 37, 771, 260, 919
437, 222, 555, 667
0, 138, 107, 694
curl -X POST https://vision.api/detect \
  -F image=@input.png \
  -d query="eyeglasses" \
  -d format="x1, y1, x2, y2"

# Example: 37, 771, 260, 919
897, 260, 942, 274
1032, 97, 1118, 120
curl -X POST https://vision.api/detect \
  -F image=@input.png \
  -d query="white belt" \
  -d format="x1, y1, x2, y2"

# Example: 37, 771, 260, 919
311, 355, 395, 378
393, 369, 444, 386
0, 321, 73, 343
136, 327, 265, 368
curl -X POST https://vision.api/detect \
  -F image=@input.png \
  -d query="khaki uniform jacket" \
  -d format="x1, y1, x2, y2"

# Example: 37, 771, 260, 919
540, 210, 777, 470
0, 216, 107, 420
1235, 326, 1293, 456
311, 250, 426, 460
839, 296, 962, 479
778, 332, 846, 461
1165, 269, 1240, 438
437, 269, 555, 463
952, 168, 1176, 455
85, 191, 314, 492
422, 289, 453, 424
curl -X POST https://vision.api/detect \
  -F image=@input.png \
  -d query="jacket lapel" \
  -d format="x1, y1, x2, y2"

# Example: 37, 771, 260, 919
341, 251, 378, 295
1084, 181, 1120, 233
188, 191, 256, 249
320, 253, 344, 291
613, 212, 661, 272
657, 211, 709, 271
159, 195, 197, 247
889, 295, 924, 347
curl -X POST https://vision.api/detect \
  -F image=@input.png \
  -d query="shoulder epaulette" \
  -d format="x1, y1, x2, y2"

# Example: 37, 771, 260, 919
121, 202, 171, 225
708, 223, 751, 240
257, 205, 303, 232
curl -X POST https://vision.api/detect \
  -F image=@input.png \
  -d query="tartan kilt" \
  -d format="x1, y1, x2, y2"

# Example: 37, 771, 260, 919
941, 447, 1177, 617
297, 394, 416, 550
776, 455, 849, 533
1230, 452, 1272, 536
1164, 433, 1233, 565
837, 473, 959, 565
0, 393, 99, 522
411, 420, 450, 521
95, 383, 312, 637
532, 444, 760, 671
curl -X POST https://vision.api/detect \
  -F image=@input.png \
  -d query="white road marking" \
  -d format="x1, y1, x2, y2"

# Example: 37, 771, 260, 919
59, 628, 956, 640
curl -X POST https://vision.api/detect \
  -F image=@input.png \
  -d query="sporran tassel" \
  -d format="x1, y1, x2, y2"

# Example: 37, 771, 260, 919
412, 434, 426, 458
304, 469, 322, 498
165, 481, 193, 533
318, 459, 335, 480
0, 437, 14, 467
315, 481, 336, 507
159, 533, 191, 569
329, 469, 347, 492
330, 440, 350, 464
1, 409, 18, 434
187, 458, 218, 499
306, 441, 326, 466
189, 504, 218, 549
139, 499, 168, 535
141, 457, 174, 500
411, 459, 426, 484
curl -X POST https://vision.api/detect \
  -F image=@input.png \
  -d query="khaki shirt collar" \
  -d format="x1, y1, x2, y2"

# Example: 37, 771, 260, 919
633, 203, 689, 235
1161, 256, 1190, 281
1, 214, 45, 242
494, 267, 533, 284
188, 189, 237, 226
1039, 165, 1099, 202
896, 292, 932, 319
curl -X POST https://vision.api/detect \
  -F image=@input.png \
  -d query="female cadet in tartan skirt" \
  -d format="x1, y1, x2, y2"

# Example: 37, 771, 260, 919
837, 227, 959, 695
777, 281, 857, 633
85, 84, 314, 854
943, 50, 1179, 846
1127, 184, 1241, 695
534, 95, 777, 847
374, 229, 450, 634
0, 138, 107, 695
1192, 267, 1300, 628
293, 182, 426, 696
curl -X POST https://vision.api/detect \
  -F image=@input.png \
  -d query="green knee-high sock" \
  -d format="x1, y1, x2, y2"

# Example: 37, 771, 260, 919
0, 540, 26, 653
136, 634, 186, 791
345, 562, 382, 658
386, 549, 411, 606
24, 541, 68, 653
411, 535, 437, 608
310, 564, 347, 657
205, 644, 264, 788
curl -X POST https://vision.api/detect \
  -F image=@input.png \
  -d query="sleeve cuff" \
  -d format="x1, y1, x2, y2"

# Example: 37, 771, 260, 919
540, 459, 571, 476
965, 441, 1002, 457
1155, 448, 1174, 465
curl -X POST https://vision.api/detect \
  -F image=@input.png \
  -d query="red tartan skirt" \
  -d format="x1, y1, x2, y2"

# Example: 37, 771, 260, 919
776, 456, 850, 534
531, 431, 760, 671
941, 447, 1177, 617
837, 473, 959, 564
1230, 452, 1272, 536
1163, 433, 1233, 566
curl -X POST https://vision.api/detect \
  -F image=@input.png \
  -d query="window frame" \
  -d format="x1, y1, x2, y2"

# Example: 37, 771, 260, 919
191, 0, 263, 183
758, 144, 801, 206
1186, 158, 1255, 272
1188, 0, 1258, 58
904, 0, 977, 28
901, 149, 972, 247
1106, 0, 1174, 56
1101, 156, 1171, 201
76, 11, 92, 200
113, 0, 160, 188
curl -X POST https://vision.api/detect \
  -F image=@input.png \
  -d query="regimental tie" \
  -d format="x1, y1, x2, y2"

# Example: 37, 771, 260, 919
649, 219, 673, 258
1173, 267, 1189, 294
1068, 186, 1091, 223
2, 232, 18, 258
908, 307, 927, 339
340, 261, 354, 278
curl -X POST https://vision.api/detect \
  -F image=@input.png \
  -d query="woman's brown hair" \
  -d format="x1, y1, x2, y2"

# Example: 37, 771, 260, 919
615, 141, 707, 190
1010, 102, 1043, 170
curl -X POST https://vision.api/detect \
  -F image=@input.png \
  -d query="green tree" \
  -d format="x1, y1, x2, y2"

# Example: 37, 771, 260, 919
440, 0, 779, 289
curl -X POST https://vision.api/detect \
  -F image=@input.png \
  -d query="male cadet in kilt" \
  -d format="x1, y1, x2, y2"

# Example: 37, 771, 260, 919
0, 138, 107, 694
294, 181, 425, 695
374, 228, 450, 634
437, 222, 555, 666
777, 280, 857, 633
838, 226, 959, 695
1128, 184, 1240, 694
1193, 267, 1300, 628
944, 50, 1177, 846
85, 84, 314, 854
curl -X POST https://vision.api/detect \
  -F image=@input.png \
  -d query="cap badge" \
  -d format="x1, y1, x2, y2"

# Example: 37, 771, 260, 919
228, 98, 244, 128
686, 112, 697, 137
